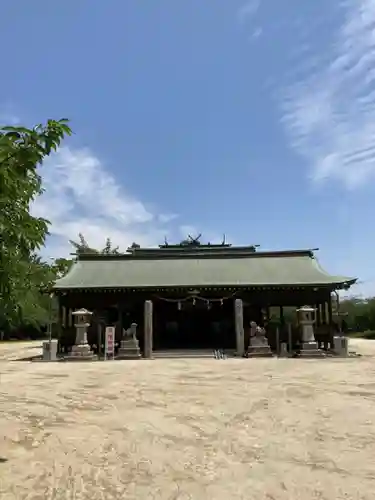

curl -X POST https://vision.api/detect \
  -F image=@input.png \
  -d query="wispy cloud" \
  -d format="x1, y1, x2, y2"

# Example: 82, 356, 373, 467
237, 0, 261, 23
0, 110, 20, 125
31, 147, 178, 257
280, 0, 375, 188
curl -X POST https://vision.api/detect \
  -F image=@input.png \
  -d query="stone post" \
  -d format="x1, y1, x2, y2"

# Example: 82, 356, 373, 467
275, 327, 280, 355
42, 339, 58, 361
234, 299, 245, 356
297, 305, 324, 358
332, 335, 349, 357
144, 300, 153, 359
65, 308, 97, 361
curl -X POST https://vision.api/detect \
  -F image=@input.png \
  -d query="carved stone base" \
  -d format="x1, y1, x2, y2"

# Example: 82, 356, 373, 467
117, 338, 141, 360
65, 344, 97, 361
299, 341, 325, 358
247, 345, 273, 357
247, 338, 273, 357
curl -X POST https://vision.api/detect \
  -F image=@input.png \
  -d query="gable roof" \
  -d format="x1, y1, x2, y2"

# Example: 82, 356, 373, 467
53, 246, 356, 290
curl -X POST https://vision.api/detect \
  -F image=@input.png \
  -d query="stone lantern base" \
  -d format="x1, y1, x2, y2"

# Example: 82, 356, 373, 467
117, 338, 141, 360
65, 344, 97, 361
299, 341, 325, 358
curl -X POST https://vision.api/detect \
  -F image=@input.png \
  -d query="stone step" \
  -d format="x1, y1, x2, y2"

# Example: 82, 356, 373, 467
153, 350, 229, 359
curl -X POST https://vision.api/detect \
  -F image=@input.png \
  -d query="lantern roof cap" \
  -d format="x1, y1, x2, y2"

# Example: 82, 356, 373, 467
72, 308, 93, 316
296, 305, 316, 312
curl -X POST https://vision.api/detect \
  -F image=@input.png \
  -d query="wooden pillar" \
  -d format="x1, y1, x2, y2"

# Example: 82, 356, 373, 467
275, 327, 280, 354
118, 308, 123, 335
266, 306, 270, 324
144, 300, 153, 359
279, 306, 285, 330
234, 298, 245, 356
316, 303, 321, 326
321, 302, 327, 324
327, 295, 333, 348
57, 298, 63, 352
67, 307, 74, 327
327, 296, 333, 326
287, 323, 293, 353
62, 306, 66, 328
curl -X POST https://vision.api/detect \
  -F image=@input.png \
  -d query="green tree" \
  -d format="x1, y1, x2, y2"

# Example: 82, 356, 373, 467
340, 296, 375, 335
0, 119, 72, 330
51, 257, 74, 278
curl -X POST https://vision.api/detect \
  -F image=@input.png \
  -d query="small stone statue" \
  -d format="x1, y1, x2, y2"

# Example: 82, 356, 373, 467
117, 323, 141, 360
249, 321, 258, 338
249, 322, 267, 346
247, 321, 272, 357
123, 322, 137, 340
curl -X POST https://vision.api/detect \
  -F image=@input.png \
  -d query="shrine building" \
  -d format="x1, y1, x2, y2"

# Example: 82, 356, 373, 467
53, 238, 356, 357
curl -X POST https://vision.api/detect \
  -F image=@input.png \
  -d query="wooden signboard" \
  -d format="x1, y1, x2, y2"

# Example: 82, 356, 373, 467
104, 326, 115, 360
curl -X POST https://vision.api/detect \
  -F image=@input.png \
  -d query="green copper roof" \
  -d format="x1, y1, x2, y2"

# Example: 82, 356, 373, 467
53, 248, 356, 290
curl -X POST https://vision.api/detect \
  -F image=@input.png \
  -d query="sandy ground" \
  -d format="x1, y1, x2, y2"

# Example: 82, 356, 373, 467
1, 340, 375, 500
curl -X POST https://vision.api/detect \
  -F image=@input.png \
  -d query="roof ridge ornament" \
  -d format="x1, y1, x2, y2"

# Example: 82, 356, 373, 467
159, 233, 233, 249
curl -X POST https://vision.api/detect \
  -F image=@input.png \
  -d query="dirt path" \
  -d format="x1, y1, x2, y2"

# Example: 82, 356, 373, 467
1, 339, 375, 499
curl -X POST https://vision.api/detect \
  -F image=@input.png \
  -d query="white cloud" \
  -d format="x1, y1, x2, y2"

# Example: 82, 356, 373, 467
251, 27, 263, 39
158, 213, 179, 224
179, 225, 199, 238
0, 102, 21, 125
237, 0, 261, 23
346, 278, 375, 299
31, 147, 178, 258
280, 0, 375, 188
0, 112, 20, 125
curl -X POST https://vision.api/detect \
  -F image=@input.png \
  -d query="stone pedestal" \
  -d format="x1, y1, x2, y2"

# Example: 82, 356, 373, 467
248, 342, 273, 357
299, 341, 325, 358
65, 308, 97, 361
117, 338, 141, 360
67, 343, 96, 360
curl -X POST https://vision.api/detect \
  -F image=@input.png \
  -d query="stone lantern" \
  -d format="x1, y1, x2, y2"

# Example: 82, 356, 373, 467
65, 308, 96, 361
296, 305, 324, 358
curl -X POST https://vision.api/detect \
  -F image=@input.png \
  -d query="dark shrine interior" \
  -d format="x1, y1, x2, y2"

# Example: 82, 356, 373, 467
153, 299, 236, 350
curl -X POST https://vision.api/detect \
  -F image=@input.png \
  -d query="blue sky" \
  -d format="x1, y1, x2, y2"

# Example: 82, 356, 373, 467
1, 0, 374, 296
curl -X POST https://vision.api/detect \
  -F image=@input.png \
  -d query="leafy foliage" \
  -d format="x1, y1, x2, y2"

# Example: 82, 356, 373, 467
0, 119, 72, 331
51, 258, 74, 279
339, 296, 375, 334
